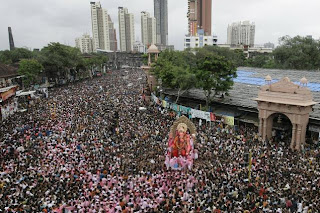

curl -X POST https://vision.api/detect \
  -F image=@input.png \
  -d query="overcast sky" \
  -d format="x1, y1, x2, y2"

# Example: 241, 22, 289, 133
1, 0, 319, 51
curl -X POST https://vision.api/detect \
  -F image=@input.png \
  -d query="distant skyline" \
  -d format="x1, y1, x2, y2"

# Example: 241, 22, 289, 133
0, 0, 320, 51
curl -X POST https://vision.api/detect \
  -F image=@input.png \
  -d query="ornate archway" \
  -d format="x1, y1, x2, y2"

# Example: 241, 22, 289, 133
255, 77, 317, 151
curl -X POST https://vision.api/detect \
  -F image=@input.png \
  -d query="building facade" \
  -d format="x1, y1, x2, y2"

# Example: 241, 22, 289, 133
133, 41, 146, 53
227, 21, 255, 47
187, 0, 197, 36
118, 7, 135, 52
98, 51, 144, 69
154, 0, 168, 45
75, 34, 93, 53
197, 0, 212, 36
187, 0, 212, 36
184, 34, 218, 49
90, 2, 117, 52
141, 11, 157, 47
108, 15, 117, 52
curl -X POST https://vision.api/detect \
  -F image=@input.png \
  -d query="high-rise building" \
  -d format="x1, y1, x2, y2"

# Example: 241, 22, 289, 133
154, 0, 168, 45
141, 11, 156, 46
75, 34, 93, 53
118, 7, 135, 52
90, 2, 117, 52
197, 0, 212, 36
187, 0, 197, 36
108, 15, 117, 52
185, 0, 215, 49
8, 27, 15, 51
187, 0, 212, 36
227, 21, 255, 47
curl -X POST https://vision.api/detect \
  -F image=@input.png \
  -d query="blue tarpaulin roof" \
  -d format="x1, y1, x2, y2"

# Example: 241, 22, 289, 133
234, 70, 320, 92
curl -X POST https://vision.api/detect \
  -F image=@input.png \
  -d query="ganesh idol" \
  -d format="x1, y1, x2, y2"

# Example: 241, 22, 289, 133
165, 115, 198, 170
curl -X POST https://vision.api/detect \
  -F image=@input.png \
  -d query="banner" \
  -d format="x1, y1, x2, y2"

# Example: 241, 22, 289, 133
223, 116, 234, 126
190, 109, 211, 121
1, 87, 16, 101
151, 94, 157, 103
179, 105, 191, 114
171, 103, 179, 112
162, 100, 167, 108
210, 113, 216, 121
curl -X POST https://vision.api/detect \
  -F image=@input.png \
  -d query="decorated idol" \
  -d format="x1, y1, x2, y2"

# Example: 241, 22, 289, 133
165, 116, 198, 170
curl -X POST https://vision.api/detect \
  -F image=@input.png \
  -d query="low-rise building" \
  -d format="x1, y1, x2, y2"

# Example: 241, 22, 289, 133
217, 44, 273, 58
184, 34, 218, 49
75, 34, 93, 53
133, 41, 146, 53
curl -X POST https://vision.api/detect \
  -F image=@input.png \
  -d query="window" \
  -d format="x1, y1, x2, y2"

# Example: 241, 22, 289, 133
186, 39, 190, 42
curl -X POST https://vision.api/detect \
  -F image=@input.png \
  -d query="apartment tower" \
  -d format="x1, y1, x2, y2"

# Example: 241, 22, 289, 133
227, 21, 255, 47
141, 11, 156, 46
118, 7, 135, 52
154, 0, 168, 45
90, 2, 117, 52
75, 34, 93, 53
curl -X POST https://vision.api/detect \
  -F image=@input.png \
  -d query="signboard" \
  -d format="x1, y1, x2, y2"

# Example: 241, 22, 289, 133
162, 100, 167, 108
210, 113, 216, 121
179, 105, 190, 114
190, 109, 211, 121
223, 116, 234, 126
1, 87, 16, 101
171, 103, 179, 112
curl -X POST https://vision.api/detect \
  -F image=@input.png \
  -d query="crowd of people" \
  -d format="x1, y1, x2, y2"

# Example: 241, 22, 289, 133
1, 69, 320, 212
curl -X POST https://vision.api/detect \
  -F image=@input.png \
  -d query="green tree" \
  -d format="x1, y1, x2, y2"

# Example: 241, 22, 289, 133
152, 50, 196, 102
38, 42, 82, 80
0, 48, 33, 64
246, 54, 274, 68
171, 66, 196, 103
273, 35, 320, 70
18, 59, 43, 87
83, 54, 108, 76
195, 49, 237, 107
202, 46, 247, 67
142, 54, 148, 65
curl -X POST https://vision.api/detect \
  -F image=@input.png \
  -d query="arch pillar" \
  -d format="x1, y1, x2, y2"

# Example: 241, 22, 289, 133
290, 124, 296, 150
258, 118, 263, 136
263, 118, 267, 140
296, 124, 302, 150
148, 53, 151, 66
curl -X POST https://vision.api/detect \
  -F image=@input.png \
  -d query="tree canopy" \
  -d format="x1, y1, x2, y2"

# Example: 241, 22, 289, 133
273, 36, 320, 70
195, 48, 237, 107
152, 48, 237, 106
37, 42, 83, 78
18, 59, 43, 88
151, 50, 196, 102
245, 36, 320, 70
0, 48, 33, 64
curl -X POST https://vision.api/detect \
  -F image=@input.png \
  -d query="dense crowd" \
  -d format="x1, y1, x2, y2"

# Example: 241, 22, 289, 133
1, 69, 320, 212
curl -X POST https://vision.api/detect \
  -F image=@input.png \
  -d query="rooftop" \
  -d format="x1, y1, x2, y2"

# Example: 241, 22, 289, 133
164, 67, 320, 119
0, 63, 18, 79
